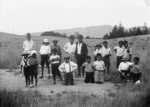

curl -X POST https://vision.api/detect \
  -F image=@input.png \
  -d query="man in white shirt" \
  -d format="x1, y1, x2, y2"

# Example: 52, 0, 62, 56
63, 35, 76, 62
39, 38, 51, 79
122, 40, 132, 62
20, 33, 35, 77
101, 41, 111, 76
23, 33, 35, 54
75, 34, 88, 77
118, 58, 133, 81
114, 41, 125, 68
59, 54, 78, 85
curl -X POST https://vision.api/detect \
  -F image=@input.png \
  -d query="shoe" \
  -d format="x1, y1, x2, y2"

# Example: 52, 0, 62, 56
47, 76, 51, 79
30, 84, 34, 88
19, 74, 23, 77
39, 76, 43, 79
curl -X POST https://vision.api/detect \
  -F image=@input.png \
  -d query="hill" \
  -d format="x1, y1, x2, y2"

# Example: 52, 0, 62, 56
0, 32, 20, 37
31, 25, 113, 38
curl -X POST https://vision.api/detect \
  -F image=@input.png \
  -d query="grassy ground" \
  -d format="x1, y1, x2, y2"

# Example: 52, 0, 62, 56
1, 34, 150, 106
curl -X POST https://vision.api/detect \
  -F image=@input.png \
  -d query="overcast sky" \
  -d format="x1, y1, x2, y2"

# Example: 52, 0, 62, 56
0, 0, 150, 35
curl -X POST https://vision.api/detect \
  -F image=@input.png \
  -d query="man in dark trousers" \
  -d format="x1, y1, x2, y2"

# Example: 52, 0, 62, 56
75, 34, 88, 77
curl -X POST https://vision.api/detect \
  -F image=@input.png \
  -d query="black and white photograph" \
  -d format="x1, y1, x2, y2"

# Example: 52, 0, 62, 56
0, 0, 150, 106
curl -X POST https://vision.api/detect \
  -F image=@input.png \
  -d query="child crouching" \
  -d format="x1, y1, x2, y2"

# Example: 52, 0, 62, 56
130, 57, 142, 84
82, 56, 94, 83
93, 54, 105, 84
28, 50, 39, 87
59, 55, 77, 86
118, 58, 133, 82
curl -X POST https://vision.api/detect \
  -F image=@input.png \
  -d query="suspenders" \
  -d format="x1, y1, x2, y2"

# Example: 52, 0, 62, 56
64, 62, 71, 73
24, 59, 29, 67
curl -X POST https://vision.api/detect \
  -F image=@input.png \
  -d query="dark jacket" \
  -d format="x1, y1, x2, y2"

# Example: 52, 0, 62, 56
75, 41, 88, 59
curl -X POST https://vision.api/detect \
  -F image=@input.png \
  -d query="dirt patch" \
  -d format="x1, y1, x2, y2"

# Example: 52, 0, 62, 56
0, 69, 116, 96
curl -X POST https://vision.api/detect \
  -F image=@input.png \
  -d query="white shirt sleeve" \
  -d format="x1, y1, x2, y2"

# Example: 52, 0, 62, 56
39, 46, 42, 54
63, 43, 68, 53
23, 41, 25, 50
114, 46, 117, 50
59, 63, 65, 72
118, 62, 122, 72
109, 48, 112, 55
71, 61, 78, 71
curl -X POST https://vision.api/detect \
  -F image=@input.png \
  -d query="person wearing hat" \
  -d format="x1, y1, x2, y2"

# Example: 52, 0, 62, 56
94, 43, 102, 60
39, 38, 51, 79
20, 33, 35, 77
20, 52, 30, 87
28, 50, 39, 87
51, 39, 62, 63
63, 35, 76, 62
75, 34, 88, 77
59, 54, 78, 86
50, 48, 62, 84
118, 58, 133, 82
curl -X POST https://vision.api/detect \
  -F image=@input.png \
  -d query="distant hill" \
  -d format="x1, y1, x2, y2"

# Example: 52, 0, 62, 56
31, 25, 113, 38
0, 32, 20, 37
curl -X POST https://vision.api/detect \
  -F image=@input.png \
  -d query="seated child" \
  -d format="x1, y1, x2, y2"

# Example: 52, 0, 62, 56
118, 58, 133, 81
28, 50, 39, 87
130, 57, 142, 84
93, 53, 105, 84
59, 54, 77, 86
50, 49, 62, 84
82, 56, 94, 83
21, 52, 30, 87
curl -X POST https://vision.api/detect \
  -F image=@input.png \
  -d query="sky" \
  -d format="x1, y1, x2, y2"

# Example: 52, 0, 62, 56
0, 0, 150, 35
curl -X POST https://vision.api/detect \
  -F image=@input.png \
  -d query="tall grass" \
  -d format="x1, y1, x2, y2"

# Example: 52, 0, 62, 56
0, 88, 150, 107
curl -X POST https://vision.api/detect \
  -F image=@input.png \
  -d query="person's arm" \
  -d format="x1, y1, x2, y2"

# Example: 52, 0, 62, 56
23, 41, 25, 51
32, 41, 35, 50
114, 47, 117, 53
59, 63, 65, 72
71, 62, 78, 72
63, 43, 68, 53
118, 63, 122, 72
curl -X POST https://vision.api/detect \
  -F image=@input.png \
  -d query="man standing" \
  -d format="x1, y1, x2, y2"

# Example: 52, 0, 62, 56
63, 35, 76, 62
75, 34, 88, 77
23, 33, 35, 54
101, 41, 111, 77
20, 33, 35, 77
51, 40, 62, 62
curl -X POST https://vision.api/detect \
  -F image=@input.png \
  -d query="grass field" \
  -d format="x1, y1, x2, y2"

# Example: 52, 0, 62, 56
1, 34, 150, 107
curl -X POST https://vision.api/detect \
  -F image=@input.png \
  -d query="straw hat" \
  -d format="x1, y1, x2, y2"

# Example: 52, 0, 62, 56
95, 43, 102, 47
64, 54, 70, 59
43, 38, 49, 43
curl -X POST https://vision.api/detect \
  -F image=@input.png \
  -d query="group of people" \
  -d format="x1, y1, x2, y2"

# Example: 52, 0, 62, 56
20, 33, 142, 88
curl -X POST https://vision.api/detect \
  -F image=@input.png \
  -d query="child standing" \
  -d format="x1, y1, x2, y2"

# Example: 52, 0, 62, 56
50, 49, 62, 84
21, 52, 30, 87
118, 58, 133, 81
114, 41, 125, 68
93, 54, 105, 84
94, 43, 102, 60
82, 56, 94, 83
39, 38, 51, 79
28, 50, 39, 87
130, 57, 142, 84
59, 55, 77, 86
